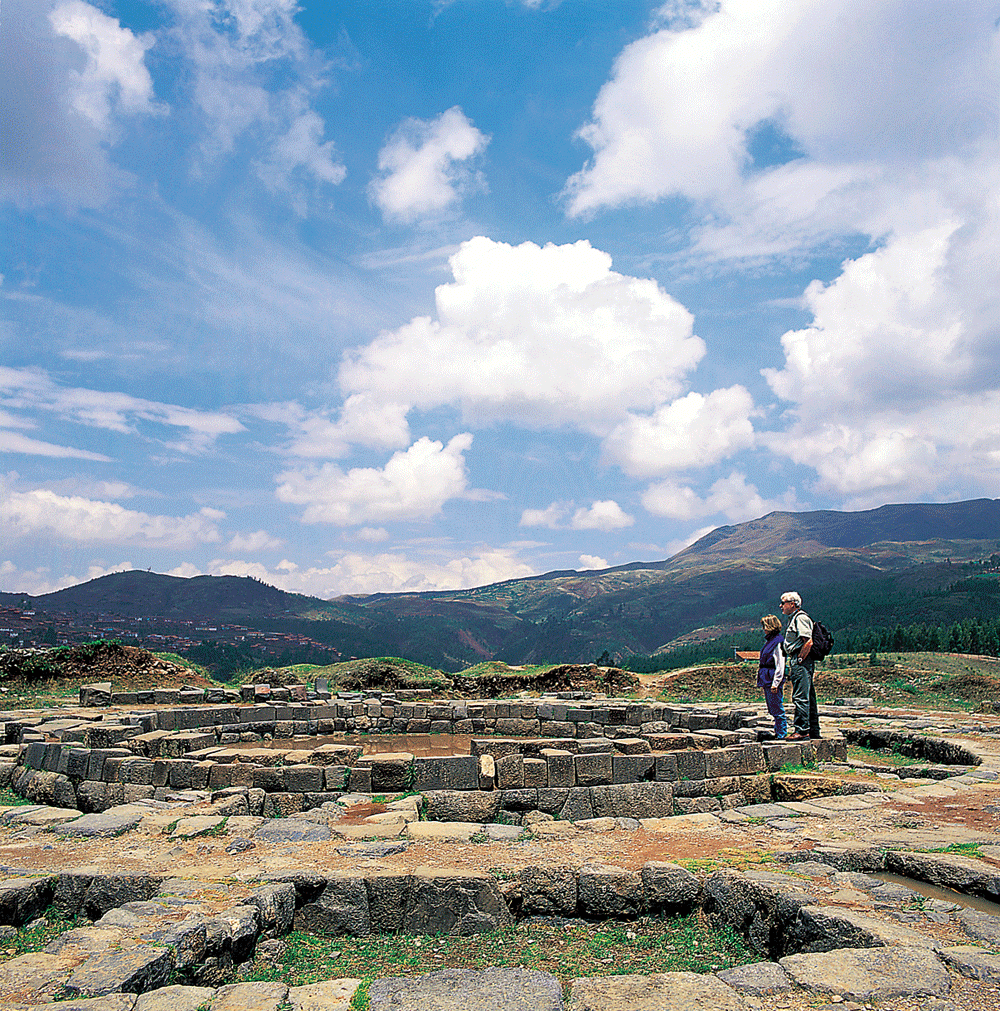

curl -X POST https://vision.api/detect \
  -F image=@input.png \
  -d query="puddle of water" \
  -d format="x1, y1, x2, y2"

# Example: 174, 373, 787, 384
874, 871, 1000, 915
229, 733, 478, 758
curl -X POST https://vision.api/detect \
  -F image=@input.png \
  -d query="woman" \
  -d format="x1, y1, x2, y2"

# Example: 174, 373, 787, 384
758, 614, 787, 739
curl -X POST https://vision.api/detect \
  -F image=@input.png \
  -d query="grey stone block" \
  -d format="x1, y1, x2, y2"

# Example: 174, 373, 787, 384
675, 750, 707, 780
295, 875, 371, 937
64, 945, 174, 996
403, 869, 511, 936
570, 972, 744, 1010
543, 750, 575, 789
368, 967, 562, 1011
575, 752, 612, 786
366, 873, 411, 933
612, 754, 655, 783
424, 789, 501, 823
641, 861, 699, 912
654, 753, 678, 781
247, 883, 296, 938
523, 758, 548, 789
558, 787, 594, 822
0, 876, 56, 926
517, 865, 577, 916
495, 754, 524, 790
578, 864, 642, 918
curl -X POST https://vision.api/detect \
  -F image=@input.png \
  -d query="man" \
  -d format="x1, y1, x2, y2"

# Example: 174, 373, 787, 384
779, 591, 820, 740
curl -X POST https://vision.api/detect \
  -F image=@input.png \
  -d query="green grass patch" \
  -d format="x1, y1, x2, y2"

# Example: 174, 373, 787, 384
846, 743, 925, 768
926, 841, 984, 858
240, 916, 754, 993
0, 907, 80, 960
0, 787, 34, 808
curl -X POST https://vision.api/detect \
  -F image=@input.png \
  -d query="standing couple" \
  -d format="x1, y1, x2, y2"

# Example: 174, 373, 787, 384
757, 591, 820, 741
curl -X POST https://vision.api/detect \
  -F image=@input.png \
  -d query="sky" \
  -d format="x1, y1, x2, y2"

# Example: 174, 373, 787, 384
2, 0, 999, 600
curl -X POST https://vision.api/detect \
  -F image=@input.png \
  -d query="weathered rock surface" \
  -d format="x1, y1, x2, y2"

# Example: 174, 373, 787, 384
423, 790, 501, 823
887, 850, 1000, 901
939, 944, 1000, 982
58, 806, 145, 838
568, 972, 747, 1010
577, 864, 642, 918
956, 906, 1000, 948
134, 985, 215, 1011
403, 867, 512, 936
209, 981, 289, 1011
288, 978, 363, 1011
63, 945, 174, 997
368, 967, 563, 1011
779, 945, 951, 1000
641, 861, 699, 913
715, 960, 794, 995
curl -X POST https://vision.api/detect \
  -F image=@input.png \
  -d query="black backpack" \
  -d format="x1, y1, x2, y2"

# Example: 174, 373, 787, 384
810, 619, 835, 660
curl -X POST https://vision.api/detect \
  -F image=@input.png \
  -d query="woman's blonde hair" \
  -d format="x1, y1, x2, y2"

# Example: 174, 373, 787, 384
760, 614, 782, 634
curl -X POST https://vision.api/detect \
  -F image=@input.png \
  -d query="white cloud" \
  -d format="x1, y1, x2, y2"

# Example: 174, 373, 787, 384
0, 429, 112, 461
227, 529, 284, 552
276, 433, 473, 526
565, 0, 999, 253
570, 500, 634, 531
642, 471, 799, 522
602, 386, 756, 477
521, 499, 634, 531
354, 527, 390, 543
2, 484, 225, 548
370, 107, 489, 222
49, 0, 159, 132
520, 501, 569, 529
0, 366, 245, 453
578, 554, 609, 570
340, 236, 704, 433
0, 0, 159, 207
253, 397, 411, 459
565, 0, 1000, 504
761, 213, 1000, 502
170, 0, 346, 201
199, 547, 535, 597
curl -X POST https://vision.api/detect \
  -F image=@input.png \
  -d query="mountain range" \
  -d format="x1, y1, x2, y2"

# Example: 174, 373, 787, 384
4, 498, 999, 670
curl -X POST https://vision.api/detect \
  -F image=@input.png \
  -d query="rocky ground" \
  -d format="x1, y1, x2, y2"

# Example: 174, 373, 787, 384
2, 707, 1000, 1009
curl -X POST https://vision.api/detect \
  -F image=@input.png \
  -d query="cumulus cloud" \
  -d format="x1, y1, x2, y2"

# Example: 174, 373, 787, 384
49, 0, 159, 132
227, 529, 284, 552
566, 0, 1000, 503
570, 500, 634, 531
253, 397, 410, 459
578, 554, 609, 570
276, 433, 473, 526
602, 386, 756, 477
761, 212, 1000, 502
370, 107, 489, 222
520, 499, 634, 531
565, 0, 999, 251
340, 236, 703, 433
0, 366, 244, 454
520, 502, 569, 529
642, 471, 799, 522
2, 483, 225, 549
0, 0, 159, 207
191, 546, 535, 597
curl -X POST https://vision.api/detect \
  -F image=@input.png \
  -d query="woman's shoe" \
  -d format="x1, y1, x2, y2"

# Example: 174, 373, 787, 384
787, 733, 808, 740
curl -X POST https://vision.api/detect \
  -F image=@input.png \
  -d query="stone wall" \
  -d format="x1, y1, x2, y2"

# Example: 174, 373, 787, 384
9, 731, 847, 816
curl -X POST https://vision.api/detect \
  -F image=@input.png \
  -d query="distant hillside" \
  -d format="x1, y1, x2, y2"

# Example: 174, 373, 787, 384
6, 570, 324, 619
671, 498, 1000, 566
3, 498, 998, 670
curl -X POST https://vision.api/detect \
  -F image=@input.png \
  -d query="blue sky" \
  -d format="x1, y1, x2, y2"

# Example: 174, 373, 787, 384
2, 0, 999, 598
